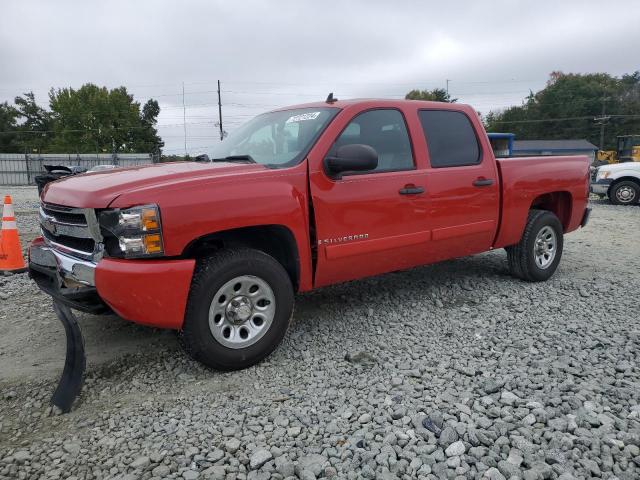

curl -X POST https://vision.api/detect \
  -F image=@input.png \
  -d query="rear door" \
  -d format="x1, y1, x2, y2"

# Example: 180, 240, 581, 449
309, 107, 431, 287
417, 109, 499, 260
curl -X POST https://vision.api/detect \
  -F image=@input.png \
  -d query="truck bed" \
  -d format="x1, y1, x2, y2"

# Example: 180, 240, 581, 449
494, 155, 590, 248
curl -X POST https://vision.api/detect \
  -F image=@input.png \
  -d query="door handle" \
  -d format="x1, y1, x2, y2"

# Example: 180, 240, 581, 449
399, 185, 425, 195
473, 178, 494, 187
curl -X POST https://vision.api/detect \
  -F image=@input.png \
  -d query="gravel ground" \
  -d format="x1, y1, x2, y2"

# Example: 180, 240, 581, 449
0, 186, 638, 480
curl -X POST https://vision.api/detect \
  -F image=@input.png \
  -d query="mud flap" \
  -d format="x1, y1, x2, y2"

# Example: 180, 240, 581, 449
50, 301, 86, 413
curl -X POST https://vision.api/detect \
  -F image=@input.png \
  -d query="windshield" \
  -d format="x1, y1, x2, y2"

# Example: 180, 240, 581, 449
209, 107, 338, 167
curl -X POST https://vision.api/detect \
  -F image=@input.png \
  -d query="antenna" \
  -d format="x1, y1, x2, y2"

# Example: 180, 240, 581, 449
326, 92, 338, 104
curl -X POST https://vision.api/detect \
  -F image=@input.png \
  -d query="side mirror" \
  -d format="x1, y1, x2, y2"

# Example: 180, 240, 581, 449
324, 144, 378, 178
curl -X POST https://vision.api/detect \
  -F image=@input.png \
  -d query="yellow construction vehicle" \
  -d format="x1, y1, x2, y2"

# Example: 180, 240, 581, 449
596, 135, 640, 164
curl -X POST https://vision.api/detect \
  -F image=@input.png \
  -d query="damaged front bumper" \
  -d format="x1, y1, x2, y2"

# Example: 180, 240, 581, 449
28, 237, 109, 314
28, 236, 195, 412
29, 236, 195, 325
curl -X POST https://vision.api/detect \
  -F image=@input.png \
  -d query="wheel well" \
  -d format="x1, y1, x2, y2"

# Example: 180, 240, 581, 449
609, 176, 640, 191
530, 191, 572, 231
183, 225, 300, 290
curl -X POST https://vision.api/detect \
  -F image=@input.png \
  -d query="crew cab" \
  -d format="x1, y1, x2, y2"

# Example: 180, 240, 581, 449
29, 99, 591, 370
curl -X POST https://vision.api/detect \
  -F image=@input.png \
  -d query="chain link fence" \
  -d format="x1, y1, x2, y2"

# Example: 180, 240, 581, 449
0, 153, 157, 185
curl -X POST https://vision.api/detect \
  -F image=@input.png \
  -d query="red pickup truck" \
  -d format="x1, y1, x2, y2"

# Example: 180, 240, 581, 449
29, 99, 591, 370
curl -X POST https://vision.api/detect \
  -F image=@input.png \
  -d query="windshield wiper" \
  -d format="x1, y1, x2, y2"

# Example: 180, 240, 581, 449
211, 155, 256, 164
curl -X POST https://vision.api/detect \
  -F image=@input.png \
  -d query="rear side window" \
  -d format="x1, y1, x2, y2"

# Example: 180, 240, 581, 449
332, 109, 414, 173
418, 110, 481, 168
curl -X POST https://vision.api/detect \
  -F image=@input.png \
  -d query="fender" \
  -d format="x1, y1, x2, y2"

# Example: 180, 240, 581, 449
109, 162, 314, 291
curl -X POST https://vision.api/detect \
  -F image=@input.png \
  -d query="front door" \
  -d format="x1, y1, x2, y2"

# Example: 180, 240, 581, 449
309, 108, 431, 287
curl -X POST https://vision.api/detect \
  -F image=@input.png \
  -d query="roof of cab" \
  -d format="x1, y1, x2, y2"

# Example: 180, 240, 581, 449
271, 98, 473, 112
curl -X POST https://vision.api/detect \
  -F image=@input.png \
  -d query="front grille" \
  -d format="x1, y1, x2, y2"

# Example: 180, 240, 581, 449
42, 229, 96, 253
41, 205, 86, 225
40, 203, 96, 257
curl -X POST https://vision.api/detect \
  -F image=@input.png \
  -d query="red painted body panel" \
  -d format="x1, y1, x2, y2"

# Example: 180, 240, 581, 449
43, 161, 264, 208
307, 100, 502, 285
37, 99, 590, 331
95, 258, 195, 329
107, 161, 315, 292
325, 230, 432, 260
412, 103, 501, 262
493, 155, 590, 248
308, 102, 431, 286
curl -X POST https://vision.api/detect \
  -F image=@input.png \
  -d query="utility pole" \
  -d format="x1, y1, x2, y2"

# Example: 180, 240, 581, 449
217, 80, 223, 141
446, 79, 451, 96
182, 82, 187, 156
594, 94, 610, 151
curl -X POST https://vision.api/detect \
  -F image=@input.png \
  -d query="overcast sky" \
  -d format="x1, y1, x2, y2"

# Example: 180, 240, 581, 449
2, 0, 638, 155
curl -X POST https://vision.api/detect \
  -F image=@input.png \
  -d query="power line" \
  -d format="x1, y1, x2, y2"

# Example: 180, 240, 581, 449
2, 112, 637, 135
0, 120, 224, 135
490, 114, 640, 125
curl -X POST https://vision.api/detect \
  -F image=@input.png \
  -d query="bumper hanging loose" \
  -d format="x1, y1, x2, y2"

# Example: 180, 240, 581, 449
29, 236, 195, 412
50, 301, 86, 413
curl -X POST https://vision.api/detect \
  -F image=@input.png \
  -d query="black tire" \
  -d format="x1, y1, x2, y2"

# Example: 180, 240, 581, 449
609, 180, 639, 205
182, 248, 294, 370
506, 209, 564, 282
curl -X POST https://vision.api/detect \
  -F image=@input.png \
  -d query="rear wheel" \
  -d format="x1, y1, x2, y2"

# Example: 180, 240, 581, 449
506, 209, 563, 282
182, 248, 294, 370
609, 180, 639, 205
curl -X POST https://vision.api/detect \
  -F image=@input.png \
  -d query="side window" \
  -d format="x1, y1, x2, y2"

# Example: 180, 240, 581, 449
418, 110, 481, 168
332, 109, 414, 173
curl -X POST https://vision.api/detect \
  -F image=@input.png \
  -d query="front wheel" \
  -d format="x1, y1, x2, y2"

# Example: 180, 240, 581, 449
506, 209, 564, 282
182, 248, 294, 370
609, 180, 639, 205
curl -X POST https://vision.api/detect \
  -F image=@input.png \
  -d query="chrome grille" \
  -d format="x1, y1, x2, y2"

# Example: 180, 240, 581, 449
41, 205, 86, 225
39, 203, 96, 258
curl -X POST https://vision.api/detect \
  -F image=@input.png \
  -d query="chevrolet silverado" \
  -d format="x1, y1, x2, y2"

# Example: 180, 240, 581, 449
29, 99, 591, 371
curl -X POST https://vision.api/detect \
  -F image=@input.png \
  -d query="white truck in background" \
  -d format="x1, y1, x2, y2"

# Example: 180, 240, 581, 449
591, 162, 640, 205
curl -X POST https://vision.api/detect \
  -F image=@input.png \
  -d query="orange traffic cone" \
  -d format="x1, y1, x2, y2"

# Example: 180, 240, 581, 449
0, 195, 27, 273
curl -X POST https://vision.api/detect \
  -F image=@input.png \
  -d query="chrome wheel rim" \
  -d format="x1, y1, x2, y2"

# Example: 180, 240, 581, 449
616, 185, 636, 203
208, 275, 276, 349
533, 226, 557, 269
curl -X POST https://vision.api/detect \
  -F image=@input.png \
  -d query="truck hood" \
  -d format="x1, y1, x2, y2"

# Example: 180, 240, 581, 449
42, 161, 266, 208
597, 162, 640, 173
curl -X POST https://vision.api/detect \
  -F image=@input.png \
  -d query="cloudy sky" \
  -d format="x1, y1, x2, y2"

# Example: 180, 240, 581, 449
2, 0, 638, 155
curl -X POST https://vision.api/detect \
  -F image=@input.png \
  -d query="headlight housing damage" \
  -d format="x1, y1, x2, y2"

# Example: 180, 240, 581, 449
99, 204, 164, 258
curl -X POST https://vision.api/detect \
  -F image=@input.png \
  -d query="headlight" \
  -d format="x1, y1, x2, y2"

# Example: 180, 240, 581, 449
99, 204, 164, 258
597, 170, 611, 180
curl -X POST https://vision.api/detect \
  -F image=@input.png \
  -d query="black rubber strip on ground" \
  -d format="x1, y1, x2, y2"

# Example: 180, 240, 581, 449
50, 301, 86, 413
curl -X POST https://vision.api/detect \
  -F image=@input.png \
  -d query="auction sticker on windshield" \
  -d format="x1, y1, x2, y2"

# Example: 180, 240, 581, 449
286, 112, 321, 123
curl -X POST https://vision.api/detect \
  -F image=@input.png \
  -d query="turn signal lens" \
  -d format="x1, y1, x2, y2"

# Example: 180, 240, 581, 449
141, 208, 160, 231
143, 234, 163, 254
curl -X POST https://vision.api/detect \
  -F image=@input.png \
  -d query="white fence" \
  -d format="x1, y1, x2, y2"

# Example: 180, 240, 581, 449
0, 153, 156, 185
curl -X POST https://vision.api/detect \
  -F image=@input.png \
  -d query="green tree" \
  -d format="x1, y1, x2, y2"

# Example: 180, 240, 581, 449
484, 71, 640, 150
136, 99, 164, 154
405, 88, 457, 103
13, 91, 52, 153
0, 102, 19, 152
48, 83, 163, 154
